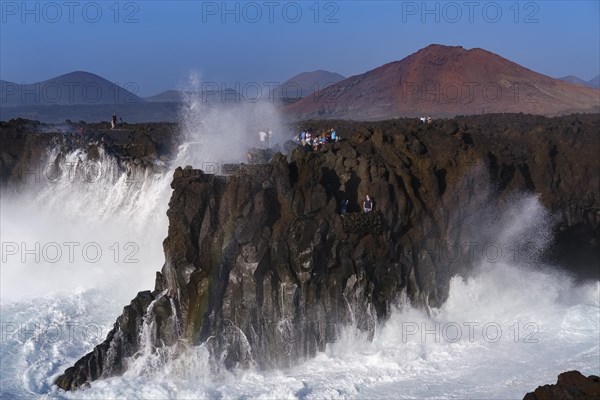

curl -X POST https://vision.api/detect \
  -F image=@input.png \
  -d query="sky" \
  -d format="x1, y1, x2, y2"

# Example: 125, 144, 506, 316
1, 0, 599, 96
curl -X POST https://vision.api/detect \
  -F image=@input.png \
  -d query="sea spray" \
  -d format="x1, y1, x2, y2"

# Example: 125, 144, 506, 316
1, 102, 598, 399
177, 72, 290, 166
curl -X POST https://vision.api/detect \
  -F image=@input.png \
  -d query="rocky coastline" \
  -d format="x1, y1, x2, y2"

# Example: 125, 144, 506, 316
2, 114, 598, 392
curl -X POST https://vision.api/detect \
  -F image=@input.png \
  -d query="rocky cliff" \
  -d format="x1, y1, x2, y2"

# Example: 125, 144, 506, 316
21, 113, 596, 391
523, 371, 600, 400
0, 118, 177, 186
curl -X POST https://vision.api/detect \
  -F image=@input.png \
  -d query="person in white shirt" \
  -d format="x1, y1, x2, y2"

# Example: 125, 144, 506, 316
258, 130, 268, 148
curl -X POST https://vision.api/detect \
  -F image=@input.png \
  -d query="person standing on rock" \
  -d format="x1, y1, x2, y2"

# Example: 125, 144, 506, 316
111, 113, 117, 130
363, 194, 373, 213
258, 130, 268, 149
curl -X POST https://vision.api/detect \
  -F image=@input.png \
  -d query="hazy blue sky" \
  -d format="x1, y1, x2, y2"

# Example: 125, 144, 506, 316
1, 0, 599, 96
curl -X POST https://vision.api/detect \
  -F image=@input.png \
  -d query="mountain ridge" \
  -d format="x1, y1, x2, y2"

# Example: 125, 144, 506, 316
2, 46, 599, 122
1, 71, 145, 107
283, 44, 600, 120
559, 74, 600, 89
271, 70, 345, 101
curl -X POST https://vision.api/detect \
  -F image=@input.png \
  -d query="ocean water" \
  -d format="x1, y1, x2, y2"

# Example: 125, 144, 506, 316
1, 106, 598, 399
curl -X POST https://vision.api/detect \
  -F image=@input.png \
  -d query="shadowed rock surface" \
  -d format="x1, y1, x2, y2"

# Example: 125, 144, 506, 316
3, 114, 597, 391
0, 118, 178, 186
523, 371, 600, 400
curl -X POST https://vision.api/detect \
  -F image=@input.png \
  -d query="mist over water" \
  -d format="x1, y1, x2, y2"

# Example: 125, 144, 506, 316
0, 146, 168, 300
177, 72, 289, 167
0, 76, 295, 398
1, 73, 288, 300
1, 84, 598, 398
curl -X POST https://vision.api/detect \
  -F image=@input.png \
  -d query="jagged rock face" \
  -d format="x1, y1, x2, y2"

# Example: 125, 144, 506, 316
53, 114, 599, 390
0, 119, 176, 186
54, 291, 155, 390
523, 370, 600, 400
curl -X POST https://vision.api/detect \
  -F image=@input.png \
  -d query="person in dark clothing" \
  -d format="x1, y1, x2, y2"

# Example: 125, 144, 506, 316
340, 199, 349, 215
363, 194, 373, 213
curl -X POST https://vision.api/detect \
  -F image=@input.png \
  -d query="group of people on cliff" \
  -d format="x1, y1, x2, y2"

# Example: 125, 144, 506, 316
297, 128, 339, 151
258, 129, 273, 149
340, 194, 373, 215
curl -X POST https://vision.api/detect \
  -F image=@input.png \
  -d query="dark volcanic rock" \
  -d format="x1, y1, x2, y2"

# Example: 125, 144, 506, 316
523, 371, 600, 400
46, 113, 600, 390
0, 119, 178, 186
54, 292, 155, 390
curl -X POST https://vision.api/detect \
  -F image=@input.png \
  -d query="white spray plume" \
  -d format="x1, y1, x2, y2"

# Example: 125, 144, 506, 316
175, 72, 290, 168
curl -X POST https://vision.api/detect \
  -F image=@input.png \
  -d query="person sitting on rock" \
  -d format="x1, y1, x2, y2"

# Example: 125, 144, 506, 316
363, 194, 373, 213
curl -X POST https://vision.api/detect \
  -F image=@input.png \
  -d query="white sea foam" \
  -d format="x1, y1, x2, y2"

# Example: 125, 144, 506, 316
1, 81, 598, 398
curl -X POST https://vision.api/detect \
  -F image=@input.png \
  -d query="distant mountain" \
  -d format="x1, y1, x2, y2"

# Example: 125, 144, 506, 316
272, 70, 345, 101
0, 75, 246, 123
144, 90, 186, 103
145, 71, 346, 104
144, 88, 242, 103
559, 75, 591, 87
559, 75, 600, 89
1, 71, 145, 107
284, 45, 600, 120
0, 71, 244, 123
